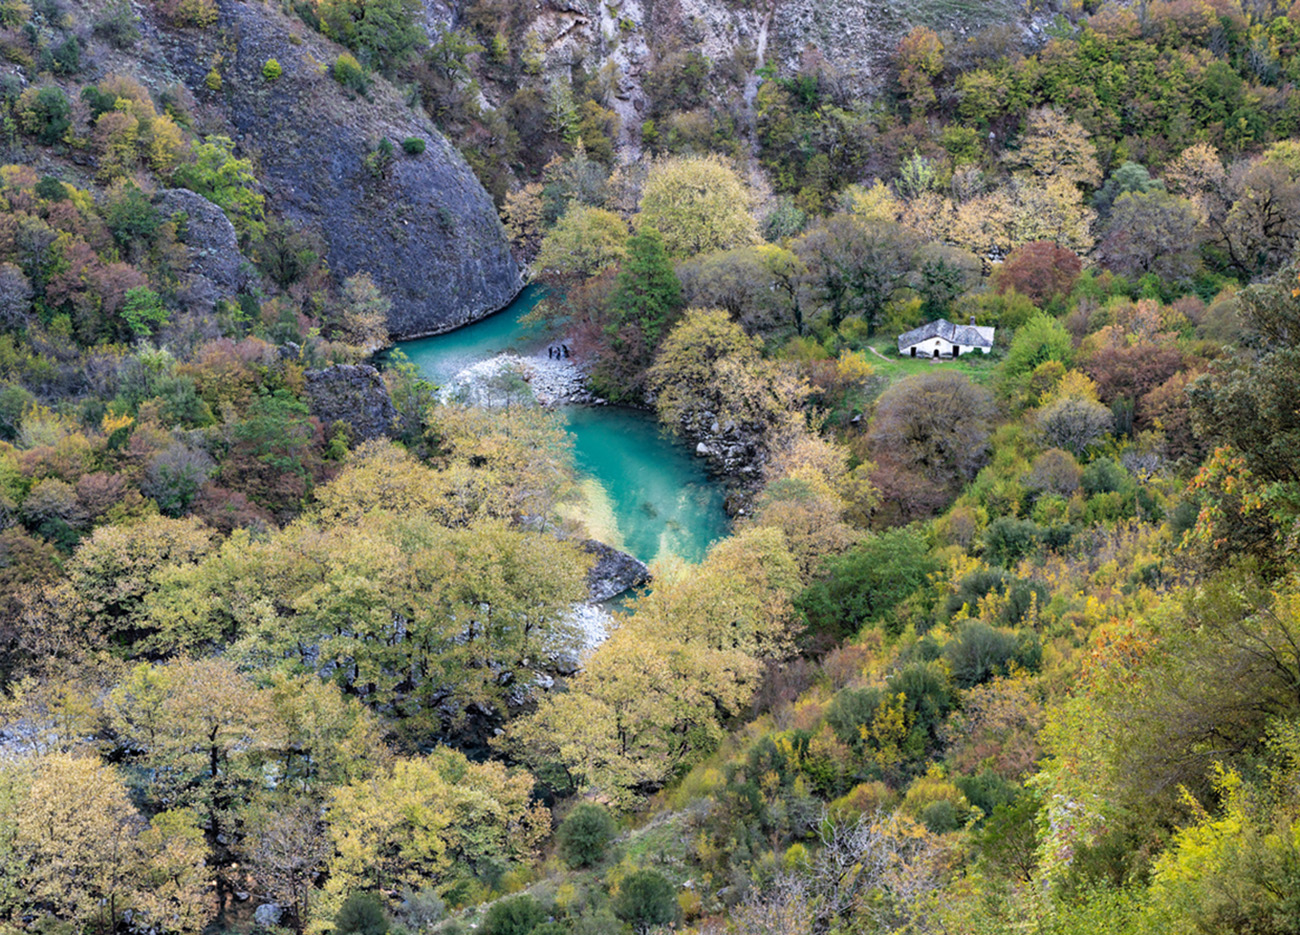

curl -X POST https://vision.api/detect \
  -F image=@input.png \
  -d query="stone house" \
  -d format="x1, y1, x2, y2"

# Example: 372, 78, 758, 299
897, 317, 995, 358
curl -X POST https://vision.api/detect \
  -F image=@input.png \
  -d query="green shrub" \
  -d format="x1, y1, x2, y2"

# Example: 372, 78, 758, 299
34, 176, 67, 202
944, 621, 1040, 689
613, 869, 677, 931
886, 661, 955, 752
334, 892, 389, 935
401, 136, 425, 155
103, 183, 160, 247
121, 287, 169, 338
826, 687, 883, 749
797, 528, 940, 641
332, 53, 366, 93
364, 137, 395, 178
982, 517, 1041, 569
81, 86, 118, 120
93, 0, 140, 48
0, 383, 35, 441
16, 86, 71, 145
45, 35, 81, 75
557, 803, 616, 868
954, 770, 1020, 820
172, 135, 266, 243
946, 569, 1048, 626
481, 895, 544, 935
170, 0, 217, 28
203, 67, 222, 91
1081, 457, 1129, 496
763, 195, 807, 241
262, 58, 282, 81
921, 799, 960, 834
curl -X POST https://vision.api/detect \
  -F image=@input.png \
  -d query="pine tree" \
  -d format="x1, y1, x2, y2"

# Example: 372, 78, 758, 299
606, 225, 682, 348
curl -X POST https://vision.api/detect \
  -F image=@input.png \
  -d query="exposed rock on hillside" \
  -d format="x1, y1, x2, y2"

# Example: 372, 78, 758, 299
152, 0, 520, 338
153, 188, 248, 313
517, 0, 1032, 122
304, 364, 397, 440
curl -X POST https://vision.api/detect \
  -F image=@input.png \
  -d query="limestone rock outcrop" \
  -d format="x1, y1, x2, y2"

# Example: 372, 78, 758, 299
153, 0, 521, 338
304, 364, 398, 440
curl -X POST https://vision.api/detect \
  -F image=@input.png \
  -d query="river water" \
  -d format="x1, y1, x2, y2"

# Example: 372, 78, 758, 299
393, 287, 729, 566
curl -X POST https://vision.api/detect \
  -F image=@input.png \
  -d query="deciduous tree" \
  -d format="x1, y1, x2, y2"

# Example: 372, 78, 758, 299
1002, 108, 1101, 188
991, 241, 1081, 308
794, 216, 920, 335
1097, 190, 1201, 282
533, 205, 628, 283
635, 155, 759, 258
868, 372, 994, 500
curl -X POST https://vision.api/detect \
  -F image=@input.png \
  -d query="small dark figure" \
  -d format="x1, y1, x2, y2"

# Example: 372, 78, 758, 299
548, 346, 554, 359
562, 344, 570, 358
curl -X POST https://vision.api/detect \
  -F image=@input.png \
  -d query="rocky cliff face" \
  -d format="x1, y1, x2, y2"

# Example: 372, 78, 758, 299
503, 0, 1031, 132
148, 0, 521, 338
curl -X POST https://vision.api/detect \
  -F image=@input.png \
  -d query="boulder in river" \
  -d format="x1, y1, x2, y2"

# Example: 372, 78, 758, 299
582, 539, 650, 602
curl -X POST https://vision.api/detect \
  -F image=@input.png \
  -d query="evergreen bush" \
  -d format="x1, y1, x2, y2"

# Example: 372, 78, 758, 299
613, 869, 677, 932
481, 895, 544, 935
332, 53, 366, 93
334, 892, 389, 935
556, 803, 616, 868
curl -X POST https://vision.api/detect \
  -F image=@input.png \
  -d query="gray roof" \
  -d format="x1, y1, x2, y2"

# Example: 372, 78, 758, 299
897, 319, 995, 350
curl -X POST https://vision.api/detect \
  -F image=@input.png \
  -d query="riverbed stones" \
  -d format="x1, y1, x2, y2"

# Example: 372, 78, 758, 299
441, 352, 603, 407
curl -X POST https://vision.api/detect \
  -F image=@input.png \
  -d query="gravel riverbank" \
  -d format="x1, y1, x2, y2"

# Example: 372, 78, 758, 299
440, 351, 605, 407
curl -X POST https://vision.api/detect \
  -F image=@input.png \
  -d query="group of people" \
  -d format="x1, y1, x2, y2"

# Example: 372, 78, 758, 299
548, 344, 570, 360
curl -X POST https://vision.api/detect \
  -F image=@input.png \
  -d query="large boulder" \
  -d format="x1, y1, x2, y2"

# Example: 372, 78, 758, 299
253, 905, 283, 928
304, 364, 397, 440
152, 0, 521, 338
153, 188, 248, 313
582, 539, 650, 602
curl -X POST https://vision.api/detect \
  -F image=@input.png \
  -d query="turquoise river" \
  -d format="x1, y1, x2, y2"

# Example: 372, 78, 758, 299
393, 287, 730, 566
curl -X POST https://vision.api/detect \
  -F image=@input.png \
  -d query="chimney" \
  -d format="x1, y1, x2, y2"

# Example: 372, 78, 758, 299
969, 315, 976, 326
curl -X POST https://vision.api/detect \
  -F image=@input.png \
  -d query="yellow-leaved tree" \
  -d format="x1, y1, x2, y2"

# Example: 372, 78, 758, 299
501, 526, 803, 802
534, 204, 630, 282
9, 752, 207, 934
317, 749, 549, 931
635, 154, 760, 258
647, 307, 809, 459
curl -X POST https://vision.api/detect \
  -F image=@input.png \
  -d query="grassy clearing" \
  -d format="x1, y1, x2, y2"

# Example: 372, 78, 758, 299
866, 338, 1003, 386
